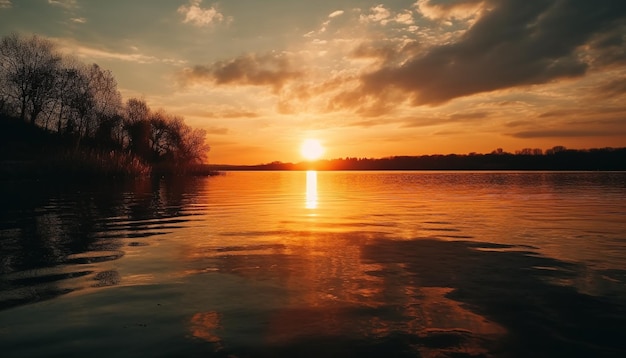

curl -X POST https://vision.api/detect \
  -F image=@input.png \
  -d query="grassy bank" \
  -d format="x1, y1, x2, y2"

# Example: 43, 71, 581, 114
0, 117, 217, 180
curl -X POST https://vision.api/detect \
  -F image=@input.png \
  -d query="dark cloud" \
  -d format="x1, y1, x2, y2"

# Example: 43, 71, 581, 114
588, 23, 626, 67
539, 107, 626, 119
505, 120, 535, 128
422, 0, 484, 10
350, 42, 396, 61
510, 107, 626, 138
538, 110, 577, 118
355, 0, 626, 106
180, 53, 302, 92
575, 117, 626, 126
597, 77, 626, 98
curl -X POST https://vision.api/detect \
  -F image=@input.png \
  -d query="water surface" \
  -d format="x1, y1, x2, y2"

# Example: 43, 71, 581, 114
1, 171, 626, 357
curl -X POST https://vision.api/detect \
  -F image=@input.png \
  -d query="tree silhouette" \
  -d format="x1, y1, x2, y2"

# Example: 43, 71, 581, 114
0, 33, 211, 177
0, 33, 61, 124
123, 97, 152, 160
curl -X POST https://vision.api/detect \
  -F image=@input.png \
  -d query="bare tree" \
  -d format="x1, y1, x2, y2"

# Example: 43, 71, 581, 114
0, 33, 61, 124
69, 65, 93, 137
148, 110, 171, 161
0, 32, 212, 175
143, 109, 211, 165
48, 59, 81, 133
87, 64, 122, 144
124, 97, 150, 124
88, 64, 122, 119
167, 115, 209, 164
124, 98, 152, 159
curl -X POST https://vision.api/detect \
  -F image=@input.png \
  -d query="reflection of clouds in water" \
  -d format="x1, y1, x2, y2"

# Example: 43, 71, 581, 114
190, 311, 223, 350
185, 234, 507, 356
404, 287, 505, 357
362, 238, 626, 357
181, 233, 626, 357
262, 288, 503, 357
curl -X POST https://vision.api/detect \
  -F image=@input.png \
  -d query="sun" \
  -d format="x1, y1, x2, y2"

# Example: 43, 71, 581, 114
300, 139, 324, 160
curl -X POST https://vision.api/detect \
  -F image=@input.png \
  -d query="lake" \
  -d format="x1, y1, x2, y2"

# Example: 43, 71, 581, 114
1, 171, 626, 357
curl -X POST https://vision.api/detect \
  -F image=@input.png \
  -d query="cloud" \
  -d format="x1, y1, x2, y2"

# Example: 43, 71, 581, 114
205, 126, 229, 135
536, 106, 626, 122
588, 25, 626, 68
597, 77, 626, 98
537, 110, 576, 118
178, 0, 228, 27
416, 0, 487, 21
346, 0, 626, 107
394, 11, 414, 25
507, 106, 626, 139
360, 4, 392, 25
47, 0, 78, 9
0, 0, 11, 9
175, 0, 626, 125
510, 129, 626, 138
305, 10, 347, 38
449, 111, 490, 120
504, 120, 533, 128
77, 48, 161, 64
350, 42, 400, 62
71, 17, 87, 24
55, 39, 186, 65
219, 110, 259, 119
346, 118, 395, 128
189, 109, 260, 119
179, 53, 302, 92
328, 10, 344, 18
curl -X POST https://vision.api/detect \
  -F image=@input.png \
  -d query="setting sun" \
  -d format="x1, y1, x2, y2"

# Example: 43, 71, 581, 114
300, 139, 324, 161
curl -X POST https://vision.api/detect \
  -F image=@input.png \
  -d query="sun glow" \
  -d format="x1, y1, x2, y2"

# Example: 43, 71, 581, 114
300, 139, 324, 161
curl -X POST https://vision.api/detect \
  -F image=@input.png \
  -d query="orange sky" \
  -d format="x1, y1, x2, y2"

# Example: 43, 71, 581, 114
1, 0, 625, 164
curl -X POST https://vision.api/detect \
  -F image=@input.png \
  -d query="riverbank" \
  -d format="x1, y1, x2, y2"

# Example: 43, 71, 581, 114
0, 117, 217, 180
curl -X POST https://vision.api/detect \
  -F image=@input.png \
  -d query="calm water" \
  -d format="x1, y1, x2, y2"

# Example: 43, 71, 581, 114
1, 171, 626, 357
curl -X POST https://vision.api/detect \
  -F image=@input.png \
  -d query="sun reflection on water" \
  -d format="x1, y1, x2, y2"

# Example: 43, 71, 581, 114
305, 170, 317, 209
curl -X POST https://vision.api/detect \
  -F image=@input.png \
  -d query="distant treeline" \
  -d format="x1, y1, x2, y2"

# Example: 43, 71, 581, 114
214, 146, 626, 171
0, 33, 211, 179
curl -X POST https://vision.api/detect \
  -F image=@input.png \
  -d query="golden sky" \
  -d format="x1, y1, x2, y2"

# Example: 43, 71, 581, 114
1, 0, 625, 164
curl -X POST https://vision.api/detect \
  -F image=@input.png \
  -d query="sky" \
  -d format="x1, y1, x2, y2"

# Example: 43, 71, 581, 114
1, 0, 625, 164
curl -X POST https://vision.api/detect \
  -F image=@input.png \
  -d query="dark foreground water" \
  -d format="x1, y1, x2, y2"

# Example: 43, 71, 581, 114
1, 171, 626, 357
